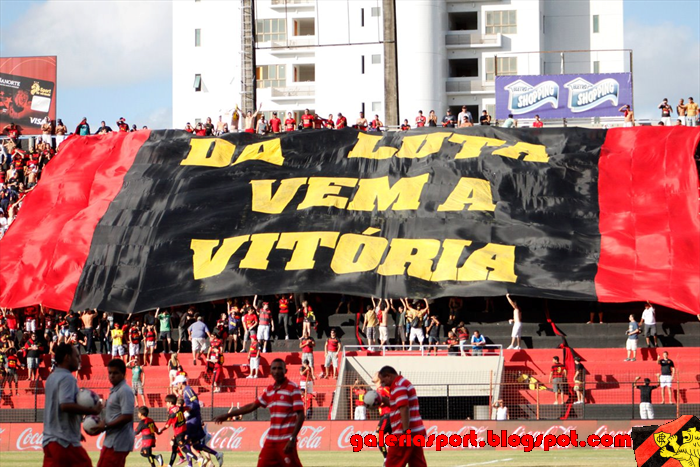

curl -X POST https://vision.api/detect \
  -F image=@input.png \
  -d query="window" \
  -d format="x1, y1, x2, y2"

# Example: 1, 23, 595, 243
449, 59, 479, 78
448, 12, 477, 31
372, 102, 382, 112
361, 8, 365, 27
593, 15, 599, 33
294, 18, 315, 36
371, 54, 381, 64
371, 7, 381, 17
194, 28, 201, 47
361, 55, 365, 74
294, 64, 315, 82
485, 10, 517, 34
256, 65, 286, 88
193, 74, 202, 92
593, 61, 600, 74
485, 57, 517, 81
256, 19, 287, 42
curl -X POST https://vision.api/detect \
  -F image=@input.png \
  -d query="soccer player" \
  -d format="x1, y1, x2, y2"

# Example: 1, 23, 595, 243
373, 373, 392, 461
134, 406, 164, 467
378, 366, 427, 467
214, 358, 305, 467
161, 394, 195, 467
94, 359, 135, 467
42, 343, 102, 467
173, 375, 223, 466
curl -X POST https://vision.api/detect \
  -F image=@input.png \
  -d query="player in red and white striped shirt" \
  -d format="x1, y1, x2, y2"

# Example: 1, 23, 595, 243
378, 366, 427, 467
214, 358, 305, 467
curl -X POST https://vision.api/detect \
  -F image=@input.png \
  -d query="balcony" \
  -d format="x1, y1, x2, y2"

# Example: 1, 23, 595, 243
270, 84, 315, 101
260, 36, 316, 56
445, 80, 495, 95
445, 32, 502, 49
270, 0, 315, 11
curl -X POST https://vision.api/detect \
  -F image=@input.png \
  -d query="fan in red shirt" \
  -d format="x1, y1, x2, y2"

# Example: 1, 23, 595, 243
325, 114, 335, 129
269, 112, 282, 133
400, 119, 411, 131
532, 114, 544, 128
415, 111, 426, 128
301, 109, 314, 129
313, 114, 325, 129
207, 336, 225, 392
336, 113, 348, 129
214, 359, 305, 467
378, 366, 427, 467
285, 112, 297, 132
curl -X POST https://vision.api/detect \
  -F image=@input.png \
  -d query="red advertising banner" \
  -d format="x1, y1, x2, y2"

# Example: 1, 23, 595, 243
0, 56, 57, 136
0, 420, 655, 452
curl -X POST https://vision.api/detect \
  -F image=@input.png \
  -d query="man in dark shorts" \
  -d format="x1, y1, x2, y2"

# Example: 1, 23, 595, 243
134, 406, 163, 467
373, 372, 392, 461
161, 394, 195, 467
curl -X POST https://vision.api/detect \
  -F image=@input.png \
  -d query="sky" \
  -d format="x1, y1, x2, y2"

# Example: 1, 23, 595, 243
0, 0, 698, 129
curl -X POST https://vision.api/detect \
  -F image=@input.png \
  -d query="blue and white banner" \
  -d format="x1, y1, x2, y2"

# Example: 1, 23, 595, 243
496, 73, 632, 120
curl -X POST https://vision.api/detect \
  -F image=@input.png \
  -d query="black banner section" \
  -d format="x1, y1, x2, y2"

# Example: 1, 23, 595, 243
71, 128, 605, 313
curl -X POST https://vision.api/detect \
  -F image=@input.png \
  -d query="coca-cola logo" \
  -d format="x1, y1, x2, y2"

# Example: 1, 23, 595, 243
16, 427, 42, 451
260, 425, 326, 449
337, 425, 375, 449
296, 426, 326, 450
211, 426, 247, 450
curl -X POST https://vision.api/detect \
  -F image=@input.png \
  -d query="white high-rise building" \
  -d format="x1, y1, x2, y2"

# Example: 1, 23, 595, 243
172, 0, 625, 128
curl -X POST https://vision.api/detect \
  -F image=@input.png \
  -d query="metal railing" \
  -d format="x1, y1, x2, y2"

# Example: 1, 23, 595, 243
343, 344, 503, 358
0, 375, 698, 423
270, 84, 315, 97
445, 32, 501, 47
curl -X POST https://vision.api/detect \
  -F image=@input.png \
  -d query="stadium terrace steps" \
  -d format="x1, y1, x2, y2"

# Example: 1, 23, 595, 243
1, 352, 338, 416
2, 349, 698, 419
502, 348, 700, 407
320, 315, 700, 350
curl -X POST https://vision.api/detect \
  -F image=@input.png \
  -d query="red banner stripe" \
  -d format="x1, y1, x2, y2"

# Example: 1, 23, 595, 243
0, 131, 150, 311
596, 127, 700, 314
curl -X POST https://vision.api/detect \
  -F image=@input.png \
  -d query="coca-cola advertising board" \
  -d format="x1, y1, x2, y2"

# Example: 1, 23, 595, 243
0, 56, 57, 135
0, 420, 654, 452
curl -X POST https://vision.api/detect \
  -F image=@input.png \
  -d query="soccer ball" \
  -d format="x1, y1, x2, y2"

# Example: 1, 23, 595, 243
364, 390, 380, 407
77, 389, 101, 409
83, 415, 102, 436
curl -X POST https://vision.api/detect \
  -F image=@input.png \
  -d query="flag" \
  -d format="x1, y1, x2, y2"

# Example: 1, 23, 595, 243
1, 127, 698, 314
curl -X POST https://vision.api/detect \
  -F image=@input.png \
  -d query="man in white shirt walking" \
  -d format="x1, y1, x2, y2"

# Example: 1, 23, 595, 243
640, 301, 658, 348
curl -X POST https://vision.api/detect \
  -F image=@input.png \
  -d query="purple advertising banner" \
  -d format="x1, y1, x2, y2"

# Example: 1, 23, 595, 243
495, 73, 632, 120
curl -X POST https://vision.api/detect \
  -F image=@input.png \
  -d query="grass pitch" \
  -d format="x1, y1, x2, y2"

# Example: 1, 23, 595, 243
1, 449, 638, 466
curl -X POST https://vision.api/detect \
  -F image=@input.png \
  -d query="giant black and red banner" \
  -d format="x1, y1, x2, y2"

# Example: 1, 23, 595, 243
0, 56, 57, 135
0, 127, 698, 314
